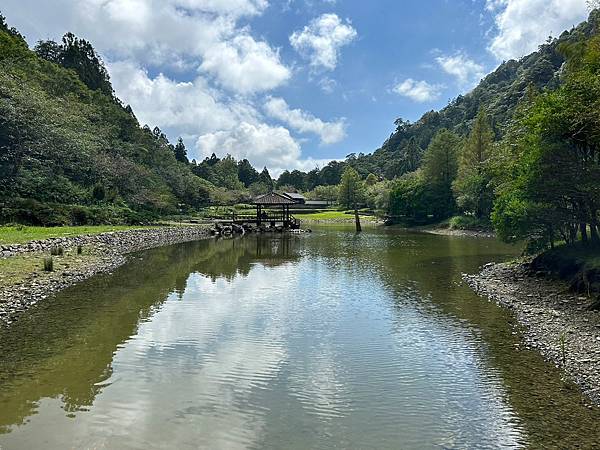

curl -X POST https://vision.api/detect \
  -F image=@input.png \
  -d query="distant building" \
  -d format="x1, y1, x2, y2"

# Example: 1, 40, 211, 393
282, 192, 306, 204
305, 200, 329, 207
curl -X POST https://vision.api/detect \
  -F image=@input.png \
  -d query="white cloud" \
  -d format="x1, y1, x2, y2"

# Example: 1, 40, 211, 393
109, 61, 239, 134
196, 123, 334, 176
1, 0, 345, 174
318, 77, 337, 94
200, 34, 291, 94
487, 0, 588, 60
263, 97, 346, 145
290, 13, 357, 70
436, 53, 485, 89
2, 0, 289, 94
196, 123, 301, 172
110, 62, 325, 173
392, 78, 442, 103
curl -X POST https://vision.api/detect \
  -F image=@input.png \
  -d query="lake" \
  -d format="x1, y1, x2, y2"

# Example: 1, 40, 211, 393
1, 227, 600, 449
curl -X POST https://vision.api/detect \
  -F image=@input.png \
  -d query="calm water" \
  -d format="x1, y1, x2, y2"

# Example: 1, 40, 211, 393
1, 227, 600, 449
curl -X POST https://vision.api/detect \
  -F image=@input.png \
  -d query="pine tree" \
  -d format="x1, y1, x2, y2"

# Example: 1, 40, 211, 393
452, 109, 494, 218
422, 129, 461, 219
173, 138, 189, 164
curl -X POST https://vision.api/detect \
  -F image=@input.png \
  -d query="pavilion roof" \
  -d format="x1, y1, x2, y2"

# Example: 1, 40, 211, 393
253, 192, 297, 205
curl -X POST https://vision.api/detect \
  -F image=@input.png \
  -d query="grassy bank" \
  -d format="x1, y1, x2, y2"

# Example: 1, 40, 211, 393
0, 225, 160, 245
0, 248, 101, 288
295, 210, 379, 223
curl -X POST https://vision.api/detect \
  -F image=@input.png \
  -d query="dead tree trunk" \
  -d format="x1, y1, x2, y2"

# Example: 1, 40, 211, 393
354, 207, 362, 233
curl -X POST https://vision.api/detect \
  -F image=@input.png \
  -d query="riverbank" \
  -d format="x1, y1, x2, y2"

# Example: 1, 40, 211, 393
0, 225, 211, 325
418, 226, 496, 238
465, 261, 600, 406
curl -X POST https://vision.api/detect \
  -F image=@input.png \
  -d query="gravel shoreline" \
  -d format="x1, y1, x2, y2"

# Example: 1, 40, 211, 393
465, 262, 600, 405
423, 227, 496, 238
0, 225, 211, 325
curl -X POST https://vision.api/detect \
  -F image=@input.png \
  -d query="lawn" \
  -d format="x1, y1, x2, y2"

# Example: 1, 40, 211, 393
294, 210, 378, 222
0, 225, 157, 245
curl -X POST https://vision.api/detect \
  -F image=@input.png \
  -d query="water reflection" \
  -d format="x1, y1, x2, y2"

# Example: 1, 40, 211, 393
0, 229, 599, 449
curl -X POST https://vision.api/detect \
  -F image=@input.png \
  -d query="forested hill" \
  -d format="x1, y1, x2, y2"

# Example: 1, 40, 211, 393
0, 15, 214, 225
353, 11, 600, 180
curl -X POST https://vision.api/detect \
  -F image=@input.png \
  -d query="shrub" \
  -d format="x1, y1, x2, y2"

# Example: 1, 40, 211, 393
448, 215, 490, 230
43, 257, 54, 272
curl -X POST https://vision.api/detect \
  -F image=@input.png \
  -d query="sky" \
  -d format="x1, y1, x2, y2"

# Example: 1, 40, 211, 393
0, 0, 591, 176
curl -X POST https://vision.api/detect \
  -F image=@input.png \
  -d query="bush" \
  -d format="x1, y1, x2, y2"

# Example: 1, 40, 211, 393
0, 198, 158, 226
448, 215, 491, 230
43, 256, 53, 272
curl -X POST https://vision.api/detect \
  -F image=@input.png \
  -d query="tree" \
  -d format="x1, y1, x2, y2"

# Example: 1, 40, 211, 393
365, 173, 378, 186
308, 185, 339, 204
258, 167, 274, 190
453, 108, 495, 219
237, 159, 259, 187
422, 129, 461, 219
173, 138, 189, 164
338, 167, 365, 232
388, 171, 432, 224
493, 35, 600, 248
35, 33, 113, 96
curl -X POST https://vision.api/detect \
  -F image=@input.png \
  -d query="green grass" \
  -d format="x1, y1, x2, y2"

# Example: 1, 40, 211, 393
0, 248, 102, 293
295, 210, 378, 222
0, 256, 42, 285
0, 225, 157, 245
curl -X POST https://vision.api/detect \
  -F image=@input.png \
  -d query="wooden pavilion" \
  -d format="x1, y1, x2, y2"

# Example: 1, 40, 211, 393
253, 192, 300, 229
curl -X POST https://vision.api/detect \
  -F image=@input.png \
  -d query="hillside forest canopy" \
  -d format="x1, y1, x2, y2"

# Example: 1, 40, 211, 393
2, 9, 600, 252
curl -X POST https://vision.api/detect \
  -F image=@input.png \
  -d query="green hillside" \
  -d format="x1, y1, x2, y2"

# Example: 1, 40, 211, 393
355, 11, 599, 180
0, 16, 211, 225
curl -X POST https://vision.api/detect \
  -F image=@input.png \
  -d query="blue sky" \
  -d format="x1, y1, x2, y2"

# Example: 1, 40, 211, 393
1, 0, 590, 175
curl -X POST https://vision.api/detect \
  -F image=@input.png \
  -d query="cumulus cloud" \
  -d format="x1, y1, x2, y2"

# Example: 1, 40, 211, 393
290, 13, 357, 70
263, 97, 346, 145
196, 123, 301, 171
436, 52, 485, 89
2, 0, 289, 94
392, 78, 442, 103
109, 61, 249, 134
200, 35, 291, 94
110, 62, 329, 173
1, 0, 349, 174
196, 123, 334, 176
487, 0, 589, 60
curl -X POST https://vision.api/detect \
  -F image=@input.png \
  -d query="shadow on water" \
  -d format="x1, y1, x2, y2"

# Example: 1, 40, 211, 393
1, 229, 600, 448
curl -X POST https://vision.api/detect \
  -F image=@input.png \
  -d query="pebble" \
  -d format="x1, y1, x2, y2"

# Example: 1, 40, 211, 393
464, 261, 600, 407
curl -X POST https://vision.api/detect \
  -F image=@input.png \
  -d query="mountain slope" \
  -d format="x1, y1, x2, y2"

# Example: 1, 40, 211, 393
0, 15, 211, 225
356, 10, 600, 180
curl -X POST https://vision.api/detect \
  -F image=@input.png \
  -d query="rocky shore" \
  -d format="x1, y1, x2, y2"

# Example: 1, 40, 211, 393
424, 227, 496, 238
465, 262, 600, 405
0, 225, 211, 325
